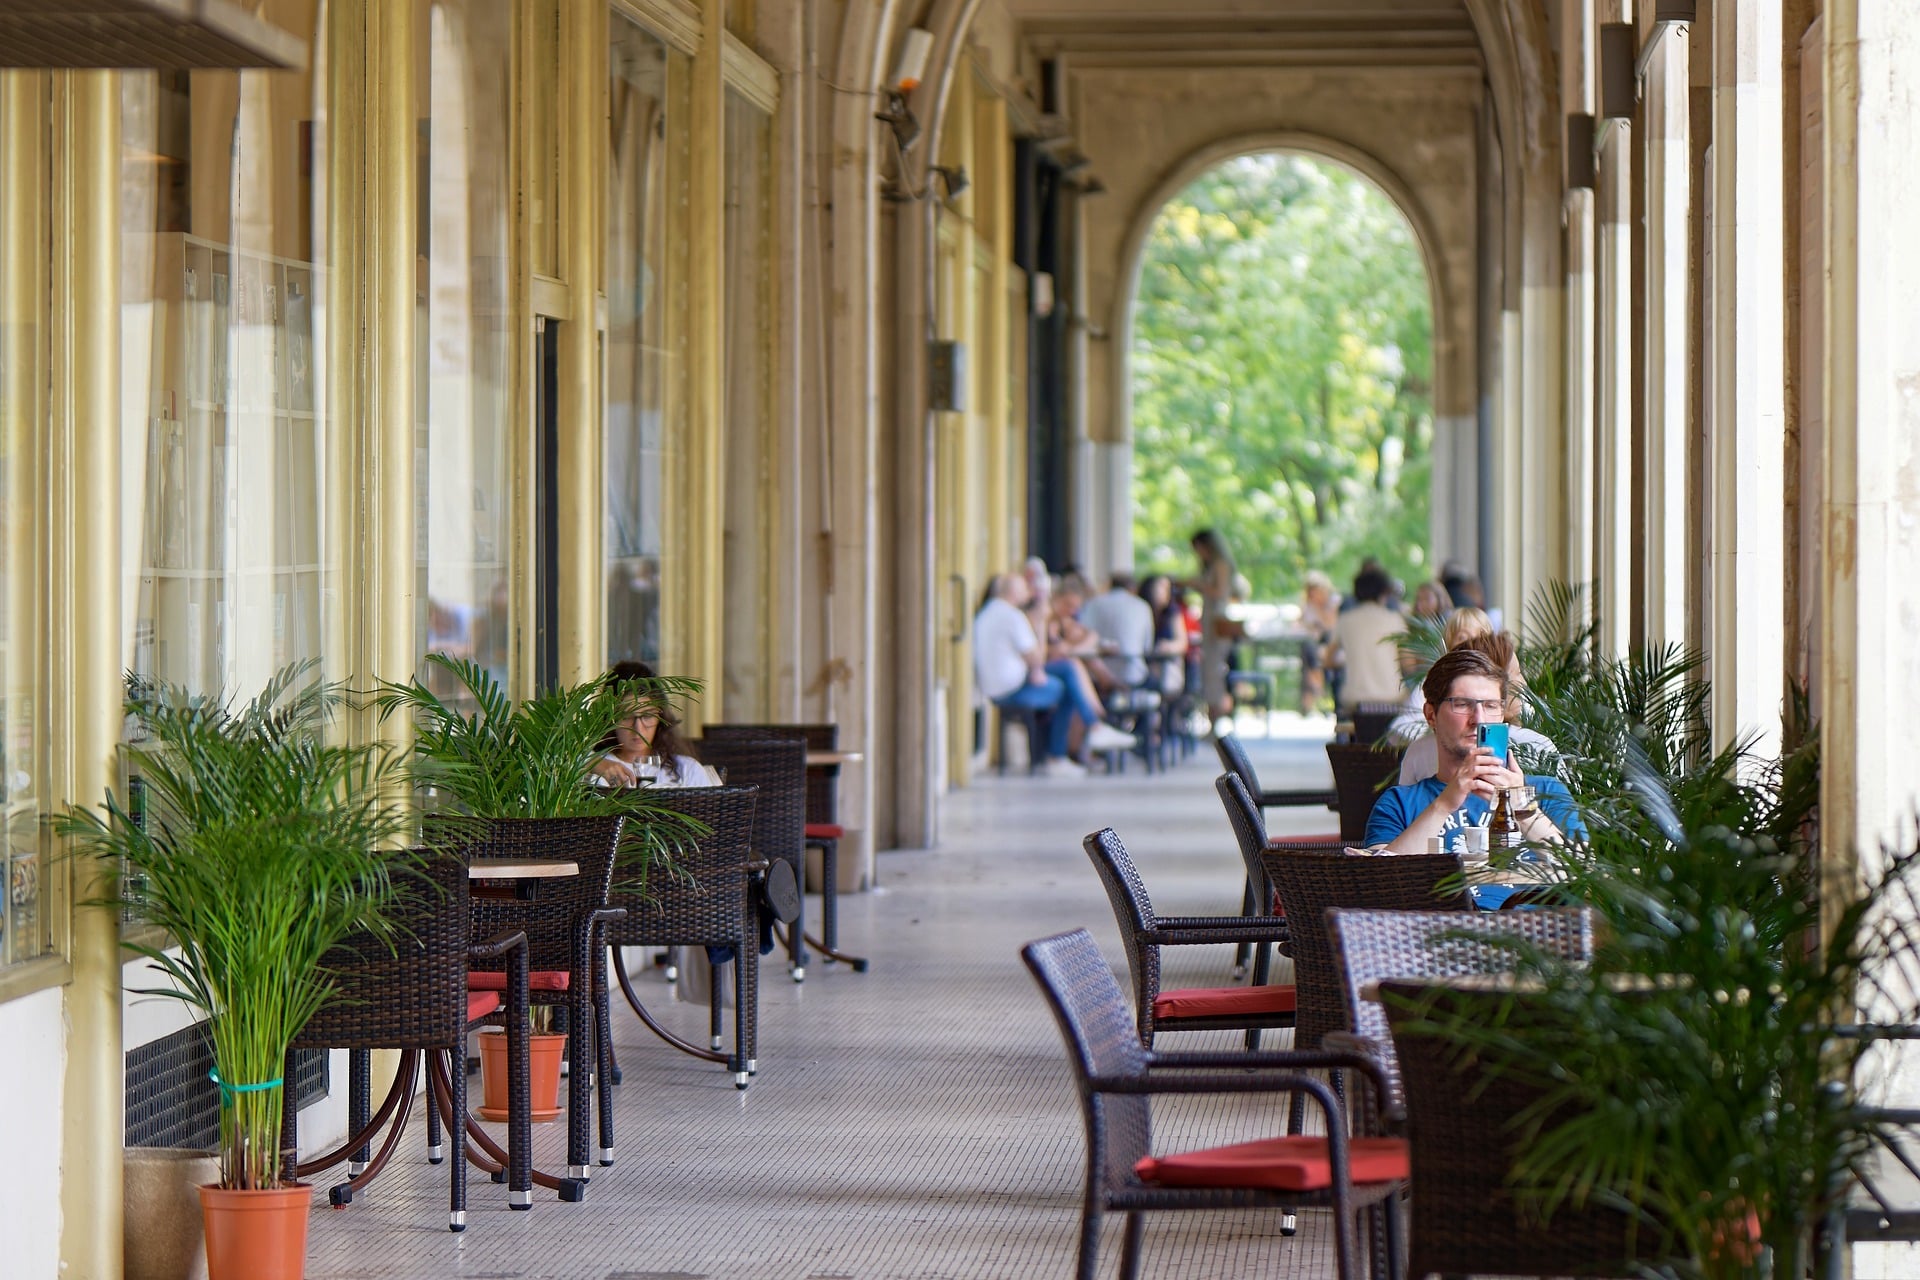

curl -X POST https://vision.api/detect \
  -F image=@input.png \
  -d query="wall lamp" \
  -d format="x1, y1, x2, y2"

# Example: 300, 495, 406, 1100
876, 91, 921, 154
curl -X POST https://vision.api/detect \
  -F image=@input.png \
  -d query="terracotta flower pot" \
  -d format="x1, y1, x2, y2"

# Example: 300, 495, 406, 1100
125, 1148, 217, 1280
477, 1027, 565, 1123
198, 1183, 312, 1280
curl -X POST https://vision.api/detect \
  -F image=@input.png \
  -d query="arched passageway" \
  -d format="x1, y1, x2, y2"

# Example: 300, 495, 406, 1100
1128, 150, 1436, 604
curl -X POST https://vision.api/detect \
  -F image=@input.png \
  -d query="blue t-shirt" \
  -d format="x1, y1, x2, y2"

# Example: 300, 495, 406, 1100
1364, 773, 1585, 848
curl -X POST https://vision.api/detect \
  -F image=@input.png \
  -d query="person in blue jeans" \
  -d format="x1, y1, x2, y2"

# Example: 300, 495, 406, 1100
1365, 646, 1583, 853
974, 573, 1136, 777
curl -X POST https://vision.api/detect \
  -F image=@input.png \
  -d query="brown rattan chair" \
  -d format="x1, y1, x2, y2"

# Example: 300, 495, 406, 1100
693, 736, 811, 981
1212, 737, 1341, 975
701, 722, 869, 970
1081, 827, 1293, 1050
1380, 977, 1649, 1278
1349, 701, 1407, 749
1327, 907, 1594, 1109
1258, 850, 1469, 1055
1326, 742, 1404, 844
1217, 772, 1346, 978
1023, 928, 1406, 1280
604, 785, 761, 1088
465, 815, 626, 1182
285, 852, 541, 1227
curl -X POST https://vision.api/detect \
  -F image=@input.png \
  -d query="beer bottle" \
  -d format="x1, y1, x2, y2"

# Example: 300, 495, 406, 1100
1489, 789, 1520, 850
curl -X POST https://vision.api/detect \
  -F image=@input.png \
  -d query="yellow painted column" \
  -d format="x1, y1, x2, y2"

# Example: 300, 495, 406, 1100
368, 1, 416, 705
557, 1, 606, 685
55, 67, 124, 1280
683, 0, 726, 726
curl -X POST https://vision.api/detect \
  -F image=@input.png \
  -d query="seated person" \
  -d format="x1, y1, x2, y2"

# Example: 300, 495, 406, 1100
1046, 575, 1121, 695
594, 660, 720, 788
973, 573, 1135, 777
1139, 574, 1188, 696
1365, 648, 1583, 854
1396, 630, 1555, 782
1080, 570, 1156, 688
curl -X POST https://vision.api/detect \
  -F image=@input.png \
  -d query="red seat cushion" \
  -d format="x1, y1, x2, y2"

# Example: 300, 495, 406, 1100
805, 823, 845, 841
466, 991, 501, 1022
1137, 1136, 1410, 1191
470, 969, 571, 992
1153, 983, 1296, 1020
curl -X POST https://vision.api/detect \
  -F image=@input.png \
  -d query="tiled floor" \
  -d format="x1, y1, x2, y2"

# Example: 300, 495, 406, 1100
307, 717, 1350, 1280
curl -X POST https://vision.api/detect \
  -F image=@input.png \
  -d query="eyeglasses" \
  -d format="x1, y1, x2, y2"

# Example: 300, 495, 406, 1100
1438, 697, 1506, 718
620, 710, 662, 728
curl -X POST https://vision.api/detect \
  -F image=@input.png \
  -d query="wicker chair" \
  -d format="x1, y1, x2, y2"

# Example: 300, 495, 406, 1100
701, 723, 869, 970
285, 853, 539, 1227
1258, 850, 1469, 1056
1380, 978, 1649, 1278
1081, 827, 1293, 1050
604, 785, 761, 1088
692, 735, 810, 981
1214, 772, 1329, 983
1022, 928, 1407, 1280
1326, 742, 1404, 844
1212, 737, 1341, 975
465, 815, 626, 1182
1327, 907, 1594, 1109
1349, 700, 1408, 749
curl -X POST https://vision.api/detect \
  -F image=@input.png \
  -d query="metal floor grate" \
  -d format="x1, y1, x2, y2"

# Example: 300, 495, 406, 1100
306, 726, 1352, 1279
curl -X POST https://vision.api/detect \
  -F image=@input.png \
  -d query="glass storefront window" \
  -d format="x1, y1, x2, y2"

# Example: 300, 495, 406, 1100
419, 0, 512, 696
119, 0, 331, 705
605, 16, 673, 667
721, 90, 773, 711
0, 76, 48, 968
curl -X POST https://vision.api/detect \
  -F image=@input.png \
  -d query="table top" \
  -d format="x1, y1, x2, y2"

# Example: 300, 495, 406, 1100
468, 859, 579, 880
806, 750, 864, 767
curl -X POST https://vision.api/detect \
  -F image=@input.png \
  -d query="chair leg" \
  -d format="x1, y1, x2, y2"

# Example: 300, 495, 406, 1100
446, 1047, 468, 1230
710, 965, 725, 1051
594, 982, 616, 1166
1119, 1211, 1146, 1280
424, 1058, 442, 1163
1076, 1206, 1103, 1280
611, 947, 728, 1065
804, 839, 870, 971
730, 950, 751, 1088
564, 998, 592, 1179
349, 1049, 372, 1170
744, 938, 760, 1077
1233, 879, 1256, 978
788, 886, 808, 981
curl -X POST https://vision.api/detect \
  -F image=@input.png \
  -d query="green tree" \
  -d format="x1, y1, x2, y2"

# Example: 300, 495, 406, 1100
1130, 153, 1433, 601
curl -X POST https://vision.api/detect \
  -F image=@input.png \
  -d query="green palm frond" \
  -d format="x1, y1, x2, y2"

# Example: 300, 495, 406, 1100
377, 654, 707, 890
61, 662, 419, 1191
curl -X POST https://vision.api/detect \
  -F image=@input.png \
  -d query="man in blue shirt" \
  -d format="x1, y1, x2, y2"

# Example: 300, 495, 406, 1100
1365, 647, 1584, 852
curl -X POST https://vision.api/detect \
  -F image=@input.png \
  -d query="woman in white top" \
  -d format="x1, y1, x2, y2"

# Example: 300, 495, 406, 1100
592, 660, 720, 788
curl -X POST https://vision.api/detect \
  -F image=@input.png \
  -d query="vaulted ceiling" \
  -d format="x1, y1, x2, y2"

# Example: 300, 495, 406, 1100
1003, 0, 1483, 70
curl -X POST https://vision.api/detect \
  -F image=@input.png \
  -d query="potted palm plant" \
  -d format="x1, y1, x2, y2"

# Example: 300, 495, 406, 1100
64, 664, 418, 1280
375, 655, 701, 1114
1393, 585, 1920, 1279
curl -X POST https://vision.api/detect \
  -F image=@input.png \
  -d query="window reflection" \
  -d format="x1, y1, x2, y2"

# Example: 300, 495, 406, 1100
0, 75, 47, 967
606, 16, 670, 667
419, 0, 512, 698
119, 0, 330, 705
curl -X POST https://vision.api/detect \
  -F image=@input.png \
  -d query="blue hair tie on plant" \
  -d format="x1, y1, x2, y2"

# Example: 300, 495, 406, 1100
208, 1067, 283, 1102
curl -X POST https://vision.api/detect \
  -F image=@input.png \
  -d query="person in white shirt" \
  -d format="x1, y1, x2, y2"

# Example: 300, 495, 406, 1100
592, 660, 721, 788
1330, 563, 1408, 711
1079, 571, 1156, 688
974, 573, 1135, 776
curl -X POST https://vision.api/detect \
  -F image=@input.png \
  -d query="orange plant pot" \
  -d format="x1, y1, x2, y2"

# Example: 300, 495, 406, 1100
199, 1183, 312, 1280
477, 1028, 565, 1123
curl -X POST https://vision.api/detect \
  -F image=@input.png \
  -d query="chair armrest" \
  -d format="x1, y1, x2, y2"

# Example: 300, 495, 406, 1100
1145, 917, 1288, 946
1151, 914, 1286, 931
1259, 788, 1338, 809
1324, 1031, 1405, 1128
469, 928, 528, 962
1144, 1046, 1394, 1107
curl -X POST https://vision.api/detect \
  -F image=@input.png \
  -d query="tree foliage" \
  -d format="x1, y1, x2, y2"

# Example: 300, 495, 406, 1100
1130, 153, 1434, 598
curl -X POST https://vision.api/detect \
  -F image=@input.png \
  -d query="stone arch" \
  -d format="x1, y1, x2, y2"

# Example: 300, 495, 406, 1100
1110, 132, 1457, 451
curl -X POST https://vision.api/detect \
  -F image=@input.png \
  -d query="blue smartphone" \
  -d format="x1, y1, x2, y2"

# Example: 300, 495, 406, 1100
1476, 722, 1511, 761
